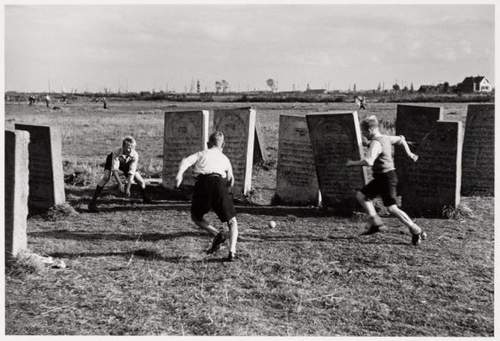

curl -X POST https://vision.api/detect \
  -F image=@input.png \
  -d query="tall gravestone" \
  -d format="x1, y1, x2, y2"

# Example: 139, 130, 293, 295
402, 120, 462, 217
5, 130, 30, 259
15, 124, 65, 211
276, 115, 320, 205
213, 107, 256, 195
162, 110, 209, 188
461, 104, 494, 196
395, 105, 443, 195
306, 111, 366, 214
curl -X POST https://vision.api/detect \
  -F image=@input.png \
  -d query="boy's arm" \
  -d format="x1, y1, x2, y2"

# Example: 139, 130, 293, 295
124, 153, 139, 197
393, 135, 418, 162
227, 162, 235, 188
346, 140, 382, 167
175, 152, 199, 188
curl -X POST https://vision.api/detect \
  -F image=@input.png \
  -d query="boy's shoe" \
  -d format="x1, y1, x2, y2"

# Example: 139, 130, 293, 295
226, 252, 236, 262
206, 232, 227, 254
411, 231, 427, 246
88, 201, 98, 213
361, 216, 388, 235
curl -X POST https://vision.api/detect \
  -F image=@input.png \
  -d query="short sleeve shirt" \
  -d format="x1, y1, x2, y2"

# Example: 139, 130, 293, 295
111, 147, 139, 175
188, 148, 232, 178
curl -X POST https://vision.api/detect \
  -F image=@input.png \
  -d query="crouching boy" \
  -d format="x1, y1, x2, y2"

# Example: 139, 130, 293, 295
88, 136, 151, 212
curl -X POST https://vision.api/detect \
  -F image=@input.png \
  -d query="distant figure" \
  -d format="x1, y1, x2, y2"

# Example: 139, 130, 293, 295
102, 97, 107, 109
44, 94, 51, 108
28, 96, 36, 105
355, 96, 367, 110
346, 115, 427, 245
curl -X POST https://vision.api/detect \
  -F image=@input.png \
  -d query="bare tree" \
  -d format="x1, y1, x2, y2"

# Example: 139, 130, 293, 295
266, 78, 276, 92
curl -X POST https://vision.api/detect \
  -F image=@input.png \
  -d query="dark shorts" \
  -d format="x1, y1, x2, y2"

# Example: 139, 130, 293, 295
104, 153, 132, 176
191, 174, 236, 223
360, 170, 398, 207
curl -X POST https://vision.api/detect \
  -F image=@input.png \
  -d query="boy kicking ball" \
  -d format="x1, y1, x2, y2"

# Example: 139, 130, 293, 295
88, 136, 151, 212
346, 115, 427, 245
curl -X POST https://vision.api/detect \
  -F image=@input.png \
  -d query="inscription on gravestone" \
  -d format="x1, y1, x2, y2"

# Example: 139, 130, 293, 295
5, 130, 30, 259
15, 124, 65, 211
461, 104, 494, 196
162, 110, 209, 188
395, 105, 442, 196
276, 115, 319, 205
306, 111, 366, 214
213, 107, 256, 195
402, 120, 462, 217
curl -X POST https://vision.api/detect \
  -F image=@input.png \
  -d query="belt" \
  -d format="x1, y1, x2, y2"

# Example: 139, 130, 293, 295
196, 173, 223, 178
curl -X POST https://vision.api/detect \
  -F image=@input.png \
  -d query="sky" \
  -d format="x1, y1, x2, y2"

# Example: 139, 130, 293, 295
4, 4, 495, 93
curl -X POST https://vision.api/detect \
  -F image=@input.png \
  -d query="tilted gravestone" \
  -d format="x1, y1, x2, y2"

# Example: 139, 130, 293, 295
306, 111, 367, 214
461, 104, 494, 196
402, 120, 462, 217
15, 124, 65, 211
162, 110, 209, 188
213, 107, 256, 195
5, 130, 30, 259
276, 115, 320, 205
395, 105, 443, 196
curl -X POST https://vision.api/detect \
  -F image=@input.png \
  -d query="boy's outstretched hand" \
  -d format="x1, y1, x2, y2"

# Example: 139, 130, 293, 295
409, 153, 419, 162
346, 160, 356, 166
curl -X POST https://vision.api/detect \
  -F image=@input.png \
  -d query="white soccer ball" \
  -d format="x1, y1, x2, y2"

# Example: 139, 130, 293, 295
268, 220, 277, 228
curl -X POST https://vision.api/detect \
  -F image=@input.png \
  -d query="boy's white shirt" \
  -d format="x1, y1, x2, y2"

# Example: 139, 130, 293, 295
182, 148, 233, 179
111, 147, 139, 175
365, 134, 401, 165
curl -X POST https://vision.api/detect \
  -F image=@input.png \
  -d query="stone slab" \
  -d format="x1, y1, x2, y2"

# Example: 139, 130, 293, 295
213, 107, 256, 195
276, 115, 320, 205
402, 120, 462, 217
162, 110, 209, 188
461, 104, 494, 196
5, 130, 30, 259
306, 111, 367, 214
15, 124, 66, 211
394, 105, 443, 196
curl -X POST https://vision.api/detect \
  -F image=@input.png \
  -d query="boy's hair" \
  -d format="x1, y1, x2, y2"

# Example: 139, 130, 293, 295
122, 136, 136, 147
361, 115, 379, 131
207, 131, 224, 148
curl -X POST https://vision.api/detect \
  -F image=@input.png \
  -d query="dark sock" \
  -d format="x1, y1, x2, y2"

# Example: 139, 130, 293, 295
92, 185, 103, 202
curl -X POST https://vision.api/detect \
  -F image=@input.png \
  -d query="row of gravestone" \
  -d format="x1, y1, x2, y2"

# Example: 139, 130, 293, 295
4, 104, 494, 258
161, 105, 493, 218
5, 125, 66, 259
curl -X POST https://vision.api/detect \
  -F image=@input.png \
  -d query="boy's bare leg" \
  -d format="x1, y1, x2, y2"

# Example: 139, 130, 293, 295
89, 171, 111, 211
191, 215, 219, 236
134, 172, 152, 203
227, 217, 238, 254
387, 205, 421, 235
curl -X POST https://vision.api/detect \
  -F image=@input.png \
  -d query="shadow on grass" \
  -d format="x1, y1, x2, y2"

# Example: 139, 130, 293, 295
29, 230, 206, 241
47, 249, 228, 264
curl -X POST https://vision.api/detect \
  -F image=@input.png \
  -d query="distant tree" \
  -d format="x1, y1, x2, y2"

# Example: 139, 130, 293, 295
196, 80, 200, 94
306, 83, 311, 91
377, 82, 382, 92
221, 80, 229, 93
215, 81, 222, 93
403, 85, 409, 92
266, 78, 276, 92
443, 82, 450, 93
353, 83, 357, 93
392, 83, 400, 92
410, 82, 414, 92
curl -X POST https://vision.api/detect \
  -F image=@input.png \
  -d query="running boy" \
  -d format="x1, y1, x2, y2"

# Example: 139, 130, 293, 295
175, 131, 238, 261
88, 136, 151, 212
346, 115, 427, 245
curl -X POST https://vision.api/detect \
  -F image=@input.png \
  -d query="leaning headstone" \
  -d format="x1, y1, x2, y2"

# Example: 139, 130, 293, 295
253, 115, 268, 163
15, 124, 65, 211
213, 107, 256, 195
276, 115, 320, 205
306, 111, 367, 214
162, 110, 209, 188
395, 105, 443, 195
402, 120, 462, 217
5, 130, 30, 259
461, 104, 494, 196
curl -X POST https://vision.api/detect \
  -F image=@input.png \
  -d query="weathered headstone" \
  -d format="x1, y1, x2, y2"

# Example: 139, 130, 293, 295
162, 110, 209, 188
5, 130, 30, 259
213, 107, 256, 195
395, 105, 443, 195
276, 115, 320, 205
402, 120, 462, 217
306, 111, 367, 214
461, 104, 494, 196
15, 124, 65, 211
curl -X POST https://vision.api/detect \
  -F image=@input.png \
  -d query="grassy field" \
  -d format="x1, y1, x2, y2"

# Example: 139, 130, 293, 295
4, 100, 493, 336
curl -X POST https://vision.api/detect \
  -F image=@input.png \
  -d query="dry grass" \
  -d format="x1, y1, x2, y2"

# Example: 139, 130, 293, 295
4, 100, 492, 336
